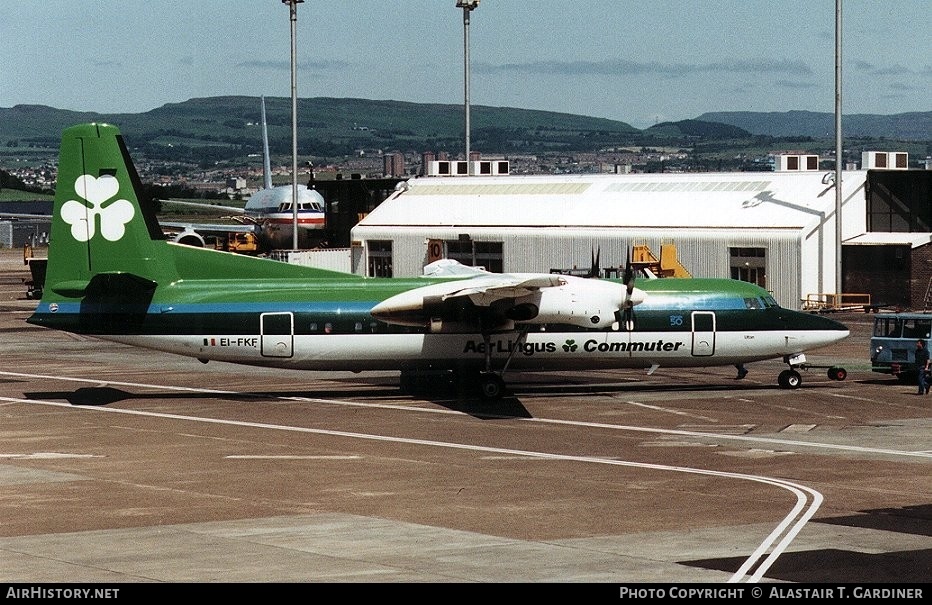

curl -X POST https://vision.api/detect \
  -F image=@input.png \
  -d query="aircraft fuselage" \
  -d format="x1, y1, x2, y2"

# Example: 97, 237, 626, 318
29, 275, 848, 373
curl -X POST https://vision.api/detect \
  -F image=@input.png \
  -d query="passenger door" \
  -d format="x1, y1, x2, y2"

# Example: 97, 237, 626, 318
691, 311, 716, 357
260, 312, 294, 358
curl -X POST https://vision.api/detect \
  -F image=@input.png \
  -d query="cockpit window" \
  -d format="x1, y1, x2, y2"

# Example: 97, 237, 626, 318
761, 295, 779, 308
743, 297, 762, 310
277, 201, 323, 212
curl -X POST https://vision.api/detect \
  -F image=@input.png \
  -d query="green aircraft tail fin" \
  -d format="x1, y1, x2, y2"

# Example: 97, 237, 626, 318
44, 123, 166, 298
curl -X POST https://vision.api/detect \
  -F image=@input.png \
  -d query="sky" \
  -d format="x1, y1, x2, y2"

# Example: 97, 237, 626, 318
2, 1, 929, 129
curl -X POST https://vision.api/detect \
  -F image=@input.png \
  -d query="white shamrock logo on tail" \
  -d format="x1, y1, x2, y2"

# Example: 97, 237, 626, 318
60, 175, 135, 242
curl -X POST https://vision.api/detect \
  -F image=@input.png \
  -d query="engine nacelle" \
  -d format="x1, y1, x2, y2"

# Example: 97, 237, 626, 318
172, 229, 205, 247
505, 303, 539, 322
515, 277, 644, 330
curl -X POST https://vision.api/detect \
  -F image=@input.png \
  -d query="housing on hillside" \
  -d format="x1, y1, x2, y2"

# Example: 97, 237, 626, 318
349, 152, 932, 311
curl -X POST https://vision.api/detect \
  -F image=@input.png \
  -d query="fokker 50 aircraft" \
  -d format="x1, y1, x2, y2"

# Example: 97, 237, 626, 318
27, 123, 850, 399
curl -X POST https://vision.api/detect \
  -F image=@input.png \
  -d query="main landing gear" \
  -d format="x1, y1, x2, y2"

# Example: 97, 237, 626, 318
399, 330, 525, 400
478, 372, 506, 400
473, 328, 530, 400
777, 354, 847, 389
398, 368, 507, 400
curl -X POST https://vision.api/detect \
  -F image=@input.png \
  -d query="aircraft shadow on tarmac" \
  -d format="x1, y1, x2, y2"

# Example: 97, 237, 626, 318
24, 385, 535, 419
26, 386, 405, 407
25, 371, 850, 422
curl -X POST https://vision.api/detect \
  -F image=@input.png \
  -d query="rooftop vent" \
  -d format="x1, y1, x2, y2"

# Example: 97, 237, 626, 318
427, 160, 509, 176
862, 151, 908, 170
775, 154, 820, 172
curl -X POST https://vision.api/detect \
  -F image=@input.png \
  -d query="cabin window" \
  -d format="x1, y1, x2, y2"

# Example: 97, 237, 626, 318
902, 318, 932, 339
730, 247, 766, 288
874, 317, 901, 337
874, 317, 903, 338
445, 240, 503, 273
367, 240, 393, 277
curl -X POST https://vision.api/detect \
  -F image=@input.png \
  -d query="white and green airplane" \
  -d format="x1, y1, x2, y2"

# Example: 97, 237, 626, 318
27, 123, 850, 399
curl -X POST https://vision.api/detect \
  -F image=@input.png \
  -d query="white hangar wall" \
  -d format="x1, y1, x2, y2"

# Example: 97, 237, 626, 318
354, 224, 803, 307
351, 171, 869, 310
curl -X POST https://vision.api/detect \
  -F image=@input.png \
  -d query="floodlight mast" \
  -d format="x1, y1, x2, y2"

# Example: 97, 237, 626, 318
834, 0, 843, 303
282, 0, 304, 250
457, 1, 479, 175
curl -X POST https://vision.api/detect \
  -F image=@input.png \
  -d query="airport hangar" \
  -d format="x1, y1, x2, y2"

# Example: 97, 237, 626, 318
346, 152, 932, 311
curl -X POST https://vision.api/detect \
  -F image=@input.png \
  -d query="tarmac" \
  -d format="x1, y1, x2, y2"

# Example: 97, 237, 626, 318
0, 247, 929, 585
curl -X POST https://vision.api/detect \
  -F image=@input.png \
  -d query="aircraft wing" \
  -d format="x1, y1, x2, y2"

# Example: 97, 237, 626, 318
161, 221, 256, 234
0, 212, 52, 220
158, 199, 247, 214
440, 274, 565, 302
371, 259, 640, 332
370, 271, 567, 330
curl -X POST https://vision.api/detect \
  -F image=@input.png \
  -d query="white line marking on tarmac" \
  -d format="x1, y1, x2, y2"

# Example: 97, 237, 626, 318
1, 371, 829, 583
0, 453, 103, 459
2, 391, 815, 583
622, 400, 718, 422
1, 370, 930, 461
224, 455, 361, 460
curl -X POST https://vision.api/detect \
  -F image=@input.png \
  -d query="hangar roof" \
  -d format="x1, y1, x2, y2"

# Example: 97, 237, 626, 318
357, 171, 867, 231
845, 232, 932, 248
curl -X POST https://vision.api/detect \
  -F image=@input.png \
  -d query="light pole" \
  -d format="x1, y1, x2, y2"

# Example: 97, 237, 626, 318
457, 1, 479, 175
834, 0, 843, 304
282, 0, 304, 250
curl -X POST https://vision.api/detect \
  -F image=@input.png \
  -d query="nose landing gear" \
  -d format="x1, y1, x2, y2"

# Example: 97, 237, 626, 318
778, 354, 847, 389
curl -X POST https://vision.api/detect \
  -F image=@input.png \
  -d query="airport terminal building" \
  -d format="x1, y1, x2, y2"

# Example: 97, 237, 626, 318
349, 152, 932, 311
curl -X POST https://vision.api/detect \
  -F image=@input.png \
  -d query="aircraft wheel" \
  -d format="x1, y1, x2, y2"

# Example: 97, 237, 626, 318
479, 373, 505, 400
778, 369, 802, 389
399, 371, 415, 393
400, 370, 428, 394
828, 367, 847, 381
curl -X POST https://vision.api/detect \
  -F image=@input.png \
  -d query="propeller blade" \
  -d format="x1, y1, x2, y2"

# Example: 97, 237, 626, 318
624, 306, 635, 331
623, 251, 634, 290
589, 246, 601, 278
620, 250, 636, 330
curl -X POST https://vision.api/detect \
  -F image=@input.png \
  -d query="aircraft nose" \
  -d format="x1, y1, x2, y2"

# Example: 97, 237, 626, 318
817, 314, 850, 335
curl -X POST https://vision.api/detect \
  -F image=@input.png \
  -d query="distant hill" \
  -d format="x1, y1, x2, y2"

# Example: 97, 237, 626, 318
644, 119, 751, 139
0, 97, 641, 161
0, 98, 927, 166
698, 110, 932, 140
